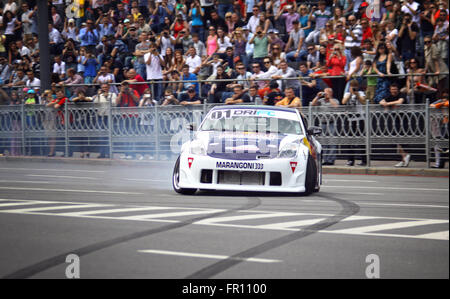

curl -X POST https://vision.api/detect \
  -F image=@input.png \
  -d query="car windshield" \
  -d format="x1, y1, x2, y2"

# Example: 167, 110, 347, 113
200, 109, 303, 135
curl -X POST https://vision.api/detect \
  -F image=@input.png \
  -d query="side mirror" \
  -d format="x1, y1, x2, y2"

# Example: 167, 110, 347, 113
307, 126, 322, 136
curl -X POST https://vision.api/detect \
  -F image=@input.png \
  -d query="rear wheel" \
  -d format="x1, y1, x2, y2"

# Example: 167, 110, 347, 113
173, 156, 197, 195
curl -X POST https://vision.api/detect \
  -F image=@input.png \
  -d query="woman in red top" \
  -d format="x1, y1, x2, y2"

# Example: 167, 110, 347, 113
170, 14, 188, 38
327, 44, 347, 102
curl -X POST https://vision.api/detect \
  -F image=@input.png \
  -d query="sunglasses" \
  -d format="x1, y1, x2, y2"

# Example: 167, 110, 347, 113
237, 67, 245, 70
424, 41, 432, 44
308, 48, 314, 51
264, 61, 270, 64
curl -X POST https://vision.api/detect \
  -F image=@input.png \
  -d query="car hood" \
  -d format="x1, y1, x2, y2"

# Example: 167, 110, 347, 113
195, 131, 301, 160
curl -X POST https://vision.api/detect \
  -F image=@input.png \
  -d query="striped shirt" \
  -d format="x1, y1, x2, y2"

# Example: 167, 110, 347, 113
344, 25, 363, 49
313, 9, 332, 30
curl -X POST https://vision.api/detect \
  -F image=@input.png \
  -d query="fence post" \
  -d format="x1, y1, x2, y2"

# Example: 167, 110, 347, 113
154, 104, 160, 160
108, 99, 113, 158
21, 104, 25, 155
365, 100, 371, 167
425, 98, 430, 168
64, 101, 69, 157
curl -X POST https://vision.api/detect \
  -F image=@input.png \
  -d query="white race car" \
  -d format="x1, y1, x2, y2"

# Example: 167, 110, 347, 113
172, 105, 323, 195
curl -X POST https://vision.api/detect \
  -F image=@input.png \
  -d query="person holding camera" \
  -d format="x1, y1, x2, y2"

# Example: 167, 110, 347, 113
115, 82, 140, 159
311, 88, 339, 165
249, 26, 269, 69
398, 14, 419, 62
144, 45, 165, 103
342, 80, 367, 166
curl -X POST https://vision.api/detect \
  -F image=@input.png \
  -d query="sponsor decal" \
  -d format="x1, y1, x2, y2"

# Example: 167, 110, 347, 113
188, 157, 194, 168
216, 161, 264, 170
290, 162, 297, 173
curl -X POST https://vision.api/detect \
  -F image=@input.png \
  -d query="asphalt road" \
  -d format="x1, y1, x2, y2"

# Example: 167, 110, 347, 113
0, 160, 448, 279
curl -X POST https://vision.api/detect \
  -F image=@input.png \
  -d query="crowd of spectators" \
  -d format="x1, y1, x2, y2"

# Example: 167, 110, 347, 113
0, 0, 448, 163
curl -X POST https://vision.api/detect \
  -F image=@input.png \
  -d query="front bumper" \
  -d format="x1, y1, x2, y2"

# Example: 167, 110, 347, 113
177, 153, 309, 193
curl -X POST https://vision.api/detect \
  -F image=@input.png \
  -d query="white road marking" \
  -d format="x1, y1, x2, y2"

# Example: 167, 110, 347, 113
26, 174, 98, 180
58, 206, 173, 216
415, 231, 449, 240
331, 219, 448, 234
324, 179, 377, 183
0, 180, 50, 184
356, 202, 449, 209
138, 249, 281, 263
0, 187, 143, 195
125, 179, 168, 182
0, 167, 105, 173
0, 200, 48, 208
0, 204, 111, 214
323, 185, 449, 192
0, 199, 447, 241
120, 209, 225, 220
195, 212, 299, 225
255, 215, 377, 229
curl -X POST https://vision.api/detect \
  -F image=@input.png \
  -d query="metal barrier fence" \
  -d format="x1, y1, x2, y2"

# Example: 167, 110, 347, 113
0, 102, 448, 166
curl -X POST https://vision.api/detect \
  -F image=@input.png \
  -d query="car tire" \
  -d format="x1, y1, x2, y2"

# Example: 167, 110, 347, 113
173, 156, 197, 195
313, 153, 321, 193
302, 155, 317, 196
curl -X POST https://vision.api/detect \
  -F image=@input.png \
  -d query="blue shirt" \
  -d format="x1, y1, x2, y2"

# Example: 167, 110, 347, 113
78, 28, 100, 47
84, 58, 98, 77
182, 73, 199, 94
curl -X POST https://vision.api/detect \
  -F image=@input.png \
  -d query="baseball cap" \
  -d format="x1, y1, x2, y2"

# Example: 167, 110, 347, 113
27, 89, 35, 94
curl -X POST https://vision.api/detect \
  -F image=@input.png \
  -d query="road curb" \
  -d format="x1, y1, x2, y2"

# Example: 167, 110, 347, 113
1, 156, 448, 177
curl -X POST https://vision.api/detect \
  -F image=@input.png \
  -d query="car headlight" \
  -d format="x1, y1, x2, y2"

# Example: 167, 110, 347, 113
278, 142, 300, 158
189, 140, 206, 155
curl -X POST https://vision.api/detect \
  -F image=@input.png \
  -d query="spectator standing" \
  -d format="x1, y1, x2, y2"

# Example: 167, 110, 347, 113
92, 83, 117, 158
78, 19, 100, 53
327, 44, 347, 102
398, 14, 419, 62
144, 45, 165, 103
372, 42, 393, 104
424, 35, 449, 96
379, 83, 410, 168
342, 80, 367, 166
311, 88, 340, 165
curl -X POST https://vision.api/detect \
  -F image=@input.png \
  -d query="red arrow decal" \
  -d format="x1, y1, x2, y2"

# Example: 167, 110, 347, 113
188, 157, 194, 169
290, 162, 297, 173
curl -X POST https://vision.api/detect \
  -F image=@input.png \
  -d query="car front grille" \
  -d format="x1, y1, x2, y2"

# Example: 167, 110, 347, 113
217, 170, 265, 185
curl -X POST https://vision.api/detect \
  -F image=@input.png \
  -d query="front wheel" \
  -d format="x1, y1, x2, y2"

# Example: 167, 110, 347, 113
173, 156, 197, 195
301, 155, 318, 196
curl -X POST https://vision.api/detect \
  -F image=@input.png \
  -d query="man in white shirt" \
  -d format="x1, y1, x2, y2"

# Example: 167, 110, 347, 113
192, 34, 206, 58
25, 70, 41, 93
16, 40, 31, 58
401, 0, 420, 26
247, 6, 261, 33
144, 46, 165, 102
185, 46, 202, 74
52, 55, 66, 80
252, 57, 279, 80
48, 23, 64, 55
